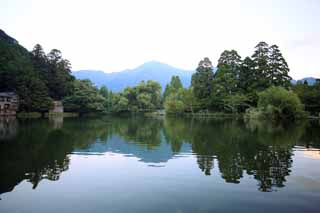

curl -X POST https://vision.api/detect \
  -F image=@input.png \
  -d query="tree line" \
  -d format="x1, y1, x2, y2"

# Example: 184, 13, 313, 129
1, 32, 319, 118
164, 41, 319, 120
1, 31, 163, 114
0, 33, 107, 114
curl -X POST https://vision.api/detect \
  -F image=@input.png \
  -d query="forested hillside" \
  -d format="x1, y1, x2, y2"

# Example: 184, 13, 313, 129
0, 29, 104, 113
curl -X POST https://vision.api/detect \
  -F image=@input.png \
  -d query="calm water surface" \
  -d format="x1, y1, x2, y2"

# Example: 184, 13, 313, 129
0, 116, 320, 213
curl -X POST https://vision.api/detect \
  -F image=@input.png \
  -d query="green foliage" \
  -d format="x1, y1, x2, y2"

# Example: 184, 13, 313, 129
99, 85, 109, 98
112, 94, 129, 112
99, 86, 114, 111
63, 80, 106, 113
164, 94, 185, 114
0, 29, 309, 119
0, 38, 53, 112
210, 50, 250, 112
250, 87, 305, 120
111, 80, 162, 112
45, 49, 74, 99
179, 88, 197, 112
0, 30, 79, 112
18, 78, 54, 112
209, 43, 293, 113
268, 45, 291, 87
238, 57, 258, 103
251, 41, 270, 90
161, 42, 295, 117
164, 88, 196, 114
251, 42, 291, 91
222, 94, 249, 113
292, 81, 320, 115
163, 75, 183, 102
191, 57, 214, 108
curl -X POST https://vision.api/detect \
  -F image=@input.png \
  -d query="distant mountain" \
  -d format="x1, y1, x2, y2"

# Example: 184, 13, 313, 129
73, 134, 192, 164
74, 61, 319, 91
73, 61, 195, 91
291, 77, 319, 85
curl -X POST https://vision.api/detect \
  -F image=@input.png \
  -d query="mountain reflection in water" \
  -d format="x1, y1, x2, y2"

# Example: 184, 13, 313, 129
0, 116, 320, 198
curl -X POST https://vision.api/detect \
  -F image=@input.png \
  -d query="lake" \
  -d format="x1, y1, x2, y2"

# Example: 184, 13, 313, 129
0, 116, 320, 213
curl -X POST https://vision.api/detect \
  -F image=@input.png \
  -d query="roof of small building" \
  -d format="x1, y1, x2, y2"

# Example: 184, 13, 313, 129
0, 92, 18, 98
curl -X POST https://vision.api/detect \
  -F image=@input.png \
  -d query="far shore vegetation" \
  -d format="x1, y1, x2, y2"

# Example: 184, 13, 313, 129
1, 32, 320, 121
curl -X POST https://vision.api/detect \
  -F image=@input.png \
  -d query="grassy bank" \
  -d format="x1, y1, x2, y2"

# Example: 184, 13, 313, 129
145, 111, 244, 119
17, 112, 79, 118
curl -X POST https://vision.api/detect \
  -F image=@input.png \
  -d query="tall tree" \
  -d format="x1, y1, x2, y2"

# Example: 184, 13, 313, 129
268, 45, 291, 87
217, 50, 242, 71
251, 41, 270, 90
210, 50, 243, 111
191, 57, 214, 108
47, 49, 74, 100
31, 44, 49, 84
238, 56, 259, 104
99, 85, 109, 98
213, 50, 242, 95
239, 56, 255, 92
163, 75, 183, 101
171, 75, 183, 89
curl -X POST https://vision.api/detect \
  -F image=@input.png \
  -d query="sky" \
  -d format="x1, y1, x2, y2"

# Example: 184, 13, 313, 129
1, 0, 320, 79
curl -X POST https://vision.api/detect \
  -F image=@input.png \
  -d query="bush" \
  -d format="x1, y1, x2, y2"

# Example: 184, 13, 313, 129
256, 87, 305, 120
245, 87, 306, 121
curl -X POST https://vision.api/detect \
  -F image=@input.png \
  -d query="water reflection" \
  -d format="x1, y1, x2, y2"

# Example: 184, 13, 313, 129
0, 116, 17, 140
0, 116, 320, 196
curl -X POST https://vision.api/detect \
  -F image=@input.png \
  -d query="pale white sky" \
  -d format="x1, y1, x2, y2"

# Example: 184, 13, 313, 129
1, 0, 319, 79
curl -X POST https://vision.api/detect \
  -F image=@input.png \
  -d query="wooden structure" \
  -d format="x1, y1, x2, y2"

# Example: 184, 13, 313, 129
0, 92, 19, 116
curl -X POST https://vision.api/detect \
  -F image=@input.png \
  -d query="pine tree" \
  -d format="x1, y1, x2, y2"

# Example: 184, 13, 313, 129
191, 57, 214, 108
252, 41, 270, 90
31, 44, 49, 84
163, 76, 183, 101
217, 50, 242, 71
268, 45, 291, 87
214, 50, 242, 95
239, 57, 255, 92
172, 76, 183, 89
238, 56, 259, 104
47, 49, 74, 100
99, 85, 109, 99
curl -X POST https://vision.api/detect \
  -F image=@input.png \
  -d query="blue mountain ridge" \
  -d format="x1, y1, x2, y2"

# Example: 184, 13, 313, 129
73, 133, 192, 164
73, 61, 195, 91
73, 61, 318, 91
291, 77, 319, 85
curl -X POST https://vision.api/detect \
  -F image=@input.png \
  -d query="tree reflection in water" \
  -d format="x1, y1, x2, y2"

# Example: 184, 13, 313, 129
0, 116, 319, 195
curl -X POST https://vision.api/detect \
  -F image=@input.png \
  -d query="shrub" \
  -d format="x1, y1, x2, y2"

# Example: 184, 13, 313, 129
257, 86, 305, 120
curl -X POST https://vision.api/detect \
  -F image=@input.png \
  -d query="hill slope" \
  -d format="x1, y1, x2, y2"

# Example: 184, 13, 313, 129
73, 61, 195, 91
